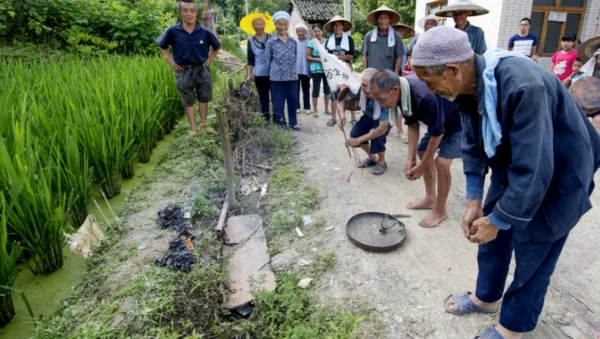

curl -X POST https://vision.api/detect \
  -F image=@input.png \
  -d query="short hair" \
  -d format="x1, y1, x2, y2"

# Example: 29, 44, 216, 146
178, 0, 197, 11
561, 33, 577, 42
370, 70, 400, 92
361, 68, 379, 82
520, 18, 531, 24
574, 57, 583, 63
311, 24, 323, 31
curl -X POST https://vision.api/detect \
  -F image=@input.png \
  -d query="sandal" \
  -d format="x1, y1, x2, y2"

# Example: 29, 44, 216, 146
358, 158, 377, 168
372, 162, 387, 175
313, 113, 319, 118
443, 292, 499, 316
324, 111, 332, 115
291, 126, 302, 132
327, 119, 336, 127
351, 120, 358, 127
474, 326, 504, 339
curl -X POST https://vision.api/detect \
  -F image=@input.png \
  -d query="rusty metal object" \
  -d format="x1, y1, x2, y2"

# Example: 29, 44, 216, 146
346, 212, 406, 252
570, 76, 600, 115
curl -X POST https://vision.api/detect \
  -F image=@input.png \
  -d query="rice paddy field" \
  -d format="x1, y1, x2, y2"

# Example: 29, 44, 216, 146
0, 55, 184, 329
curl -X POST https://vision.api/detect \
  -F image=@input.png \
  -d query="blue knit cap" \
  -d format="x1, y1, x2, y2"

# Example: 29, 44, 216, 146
412, 26, 474, 67
272, 11, 291, 23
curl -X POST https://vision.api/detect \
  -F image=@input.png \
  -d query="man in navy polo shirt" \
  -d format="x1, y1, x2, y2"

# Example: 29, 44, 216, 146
157, 0, 221, 135
370, 70, 462, 228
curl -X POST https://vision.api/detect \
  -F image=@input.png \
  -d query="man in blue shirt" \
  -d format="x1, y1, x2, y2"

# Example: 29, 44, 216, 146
338, 68, 392, 175
435, 0, 489, 55
370, 71, 462, 228
157, 0, 221, 135
508, 18, 538, 58
411, 26, 600, 339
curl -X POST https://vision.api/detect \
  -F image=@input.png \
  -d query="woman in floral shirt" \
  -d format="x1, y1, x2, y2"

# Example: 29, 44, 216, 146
265, 11, 300, 131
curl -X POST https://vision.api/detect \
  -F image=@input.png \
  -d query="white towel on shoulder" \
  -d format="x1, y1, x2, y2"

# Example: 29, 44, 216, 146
369, 26, 395, 47
327, 32, 350, 51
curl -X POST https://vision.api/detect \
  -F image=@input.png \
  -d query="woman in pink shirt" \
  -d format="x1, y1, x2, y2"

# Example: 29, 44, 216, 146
551, 34, 579, 81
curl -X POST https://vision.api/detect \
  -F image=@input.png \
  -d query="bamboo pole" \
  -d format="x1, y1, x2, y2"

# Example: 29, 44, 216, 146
216, 102, 238, 208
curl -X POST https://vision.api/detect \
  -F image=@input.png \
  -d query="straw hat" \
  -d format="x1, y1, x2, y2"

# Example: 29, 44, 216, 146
367, 5, 401, 26
417, 14, 440, 29
392, 23, 415, 38
435, 0, 489, 18
578, 36, 600, 63
324, 15, 353, 33
240, 13, 276, 35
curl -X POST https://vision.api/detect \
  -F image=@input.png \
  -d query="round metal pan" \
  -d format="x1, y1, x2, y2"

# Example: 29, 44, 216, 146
346, 212, 406, 252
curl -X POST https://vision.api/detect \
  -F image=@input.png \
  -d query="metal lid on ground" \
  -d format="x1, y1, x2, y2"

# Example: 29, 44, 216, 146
346, 212, 407, 252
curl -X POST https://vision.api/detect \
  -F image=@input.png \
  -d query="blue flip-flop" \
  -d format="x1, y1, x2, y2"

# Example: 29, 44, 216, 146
443, 292, 499, 315
474, 326, 504, 339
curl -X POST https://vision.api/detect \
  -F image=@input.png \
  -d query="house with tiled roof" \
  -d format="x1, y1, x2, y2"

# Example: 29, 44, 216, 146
290, 0, 355, 38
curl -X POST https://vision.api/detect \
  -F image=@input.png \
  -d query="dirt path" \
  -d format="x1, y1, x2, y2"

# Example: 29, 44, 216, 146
290, 105, 600, 338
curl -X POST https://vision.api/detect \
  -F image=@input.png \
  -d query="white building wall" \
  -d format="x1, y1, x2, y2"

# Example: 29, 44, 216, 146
497, 0, 534, 50
580, 0, 600, 42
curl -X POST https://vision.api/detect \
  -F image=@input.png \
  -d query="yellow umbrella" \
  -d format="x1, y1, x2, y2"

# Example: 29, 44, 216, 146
240, 13, 276, 35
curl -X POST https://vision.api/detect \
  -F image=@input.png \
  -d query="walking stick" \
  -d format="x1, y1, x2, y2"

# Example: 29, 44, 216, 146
336, 88, 352, 159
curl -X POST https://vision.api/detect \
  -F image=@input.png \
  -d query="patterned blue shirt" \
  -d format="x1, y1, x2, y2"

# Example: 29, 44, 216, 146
265, 35, 298, 82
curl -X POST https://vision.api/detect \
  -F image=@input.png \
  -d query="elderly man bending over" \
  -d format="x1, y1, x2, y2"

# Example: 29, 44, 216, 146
411, 26, 600, 339
370, 70, 462, 228
338, 68, 392, 175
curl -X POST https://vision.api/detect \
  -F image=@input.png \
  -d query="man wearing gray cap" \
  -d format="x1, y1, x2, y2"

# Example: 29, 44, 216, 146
410, 26, 600, 339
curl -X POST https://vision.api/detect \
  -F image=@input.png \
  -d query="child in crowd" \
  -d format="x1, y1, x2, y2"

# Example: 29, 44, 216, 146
563, 58, 585, 89
551, 34, 578, 82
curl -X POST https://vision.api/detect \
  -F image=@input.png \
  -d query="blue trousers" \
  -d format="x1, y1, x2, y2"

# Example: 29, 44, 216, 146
271, 80, 298, 127
254, 76, 272, 122
476, 228, 569, 332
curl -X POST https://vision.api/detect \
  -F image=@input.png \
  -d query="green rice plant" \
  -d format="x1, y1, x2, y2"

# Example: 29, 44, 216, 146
0, 193, 22, 328
0, 119, 69, 275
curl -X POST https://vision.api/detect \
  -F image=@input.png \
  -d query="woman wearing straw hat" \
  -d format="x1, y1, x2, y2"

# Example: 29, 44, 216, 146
242, 13, 276, 123
324, 15, 356, 127
265, 11, 301, 130
435, 0, 488, 55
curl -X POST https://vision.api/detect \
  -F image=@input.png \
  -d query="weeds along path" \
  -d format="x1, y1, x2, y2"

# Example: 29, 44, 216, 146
288, 109, 600, 339
29, 75, 365, 338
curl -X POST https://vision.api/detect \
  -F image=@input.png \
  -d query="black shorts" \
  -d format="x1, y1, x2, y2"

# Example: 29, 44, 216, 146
350, 115, 391, 154
175, 65, 213, 107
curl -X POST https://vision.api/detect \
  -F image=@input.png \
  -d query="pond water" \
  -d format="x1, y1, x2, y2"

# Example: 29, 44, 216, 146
0, 133, 177, 339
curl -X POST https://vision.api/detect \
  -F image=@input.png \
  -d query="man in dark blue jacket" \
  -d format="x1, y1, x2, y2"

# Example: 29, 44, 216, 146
410, 26, 600, 339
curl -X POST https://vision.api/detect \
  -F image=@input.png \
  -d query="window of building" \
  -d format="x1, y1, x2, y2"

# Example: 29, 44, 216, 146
531, 0, 587, 56
426, 0, 448, 15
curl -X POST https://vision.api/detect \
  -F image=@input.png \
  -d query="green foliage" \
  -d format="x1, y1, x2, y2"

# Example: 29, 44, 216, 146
219, 35, 244, 59
245, 274, 364, 339
248, 0, 292, 16
0, 0, 177, 54
354, 0, 415, 27
0, 55, 181, 274
0, 193, 22, 327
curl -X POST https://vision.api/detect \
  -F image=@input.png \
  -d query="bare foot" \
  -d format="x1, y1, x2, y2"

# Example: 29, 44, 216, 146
419, 208, 447, 228
407, 198, 435, 210
397, 132, 408, 144
445, 292, 499, 313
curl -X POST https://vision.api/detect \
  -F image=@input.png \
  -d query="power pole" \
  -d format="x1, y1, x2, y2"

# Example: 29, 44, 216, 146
245, 0, 249, 15
344, 0, 351, 33
343, 0, 351, 21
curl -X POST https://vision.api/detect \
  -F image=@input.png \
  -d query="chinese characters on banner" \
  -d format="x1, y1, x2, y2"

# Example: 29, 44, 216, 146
314, 39, 361, 94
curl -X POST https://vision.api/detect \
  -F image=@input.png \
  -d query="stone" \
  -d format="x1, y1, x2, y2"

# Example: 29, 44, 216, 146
298, 278, 313, 289
560, 326, 586, 339
270, 249, 300, 272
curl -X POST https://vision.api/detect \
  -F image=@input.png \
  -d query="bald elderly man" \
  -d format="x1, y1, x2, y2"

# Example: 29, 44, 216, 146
410, 26, 600, 338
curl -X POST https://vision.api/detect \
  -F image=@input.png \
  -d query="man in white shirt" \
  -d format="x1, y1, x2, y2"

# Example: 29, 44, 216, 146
508, 18, 538, 58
